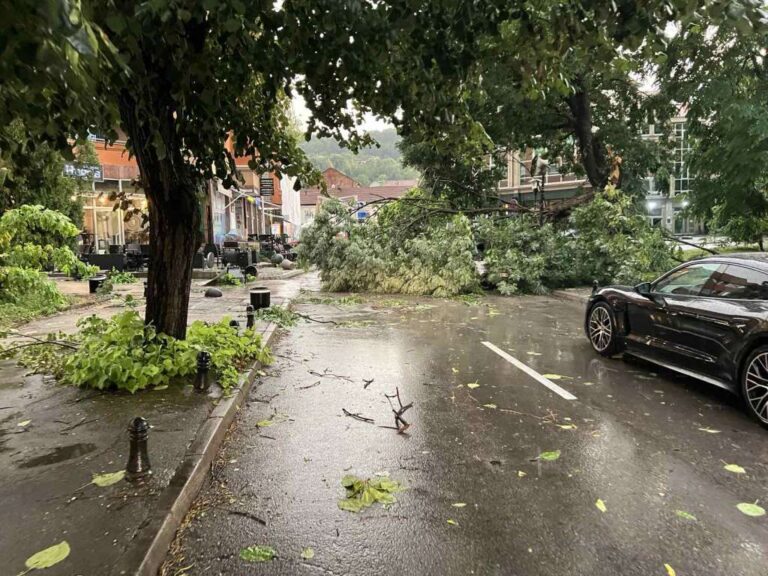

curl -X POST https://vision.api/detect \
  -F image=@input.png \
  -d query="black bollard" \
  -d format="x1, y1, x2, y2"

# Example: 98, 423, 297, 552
194, 351, 212, 393
229, 319, 240, 333
126, 417, 152, 483
246, 305, 255, 329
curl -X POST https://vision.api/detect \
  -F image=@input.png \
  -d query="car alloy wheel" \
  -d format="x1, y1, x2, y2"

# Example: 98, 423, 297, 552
744, 351, 768, 425
588, 302, 620, 356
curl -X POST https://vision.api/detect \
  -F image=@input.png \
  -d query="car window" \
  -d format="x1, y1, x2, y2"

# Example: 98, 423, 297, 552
653, 263, 720, 296
703, 264, 768, 300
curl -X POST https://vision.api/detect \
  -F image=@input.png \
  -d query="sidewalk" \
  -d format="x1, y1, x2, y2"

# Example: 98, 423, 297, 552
0, 271, 317, 576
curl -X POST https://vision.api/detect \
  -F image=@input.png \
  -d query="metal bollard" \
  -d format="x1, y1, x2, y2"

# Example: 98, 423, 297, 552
194, 351, 212, 393
126, 417, 151, 482
246, 305, 255, 329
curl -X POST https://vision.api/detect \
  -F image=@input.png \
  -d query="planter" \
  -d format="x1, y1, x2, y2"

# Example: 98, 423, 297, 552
88, 275, 107, 294
249, 288, 271, 310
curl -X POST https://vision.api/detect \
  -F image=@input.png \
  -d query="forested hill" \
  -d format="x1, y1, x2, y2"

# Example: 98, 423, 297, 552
300, 128, 419, 186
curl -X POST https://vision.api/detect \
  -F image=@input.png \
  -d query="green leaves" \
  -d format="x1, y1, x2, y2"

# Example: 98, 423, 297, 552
239, 545, 277, 562
298, 193, 479, 297
10, 311, 274, 393
301, 547, 315, 560
595, 499, 607, 513
20, 541, 70, 574
736, 502, 766, 517
338, 474, 404, 513
674, 510, 697, 522
92, 470, 125, 487
537, 450, 561, 462
724, 464, 746, 474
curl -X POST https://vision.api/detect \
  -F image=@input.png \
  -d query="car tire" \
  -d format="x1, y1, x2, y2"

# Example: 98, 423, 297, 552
587, 302, 622, 357
740, 345, 768, 428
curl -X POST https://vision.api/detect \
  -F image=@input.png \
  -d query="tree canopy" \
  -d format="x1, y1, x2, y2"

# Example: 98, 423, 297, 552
661, 19, 768, 246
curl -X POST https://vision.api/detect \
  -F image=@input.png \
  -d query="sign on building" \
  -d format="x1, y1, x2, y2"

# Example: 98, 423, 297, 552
260, 174, 274, 196
63, 163, 103, 182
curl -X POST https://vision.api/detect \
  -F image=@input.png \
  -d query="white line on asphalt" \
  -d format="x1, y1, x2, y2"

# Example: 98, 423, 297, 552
481, 341, 577, 401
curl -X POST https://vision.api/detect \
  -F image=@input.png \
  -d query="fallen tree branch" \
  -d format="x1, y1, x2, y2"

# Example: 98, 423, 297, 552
662, 231, 718, 255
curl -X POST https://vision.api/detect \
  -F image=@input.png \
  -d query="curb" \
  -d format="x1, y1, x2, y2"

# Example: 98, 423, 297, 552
112, 316, 285, 576
551, 289, 589, 304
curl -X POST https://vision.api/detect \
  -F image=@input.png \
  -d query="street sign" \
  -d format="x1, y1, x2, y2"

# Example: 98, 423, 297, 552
260, 174, 274, 196
63, 163, 103, 181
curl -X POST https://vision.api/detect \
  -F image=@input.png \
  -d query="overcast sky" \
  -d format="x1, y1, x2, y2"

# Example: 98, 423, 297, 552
291, 95, 393, 134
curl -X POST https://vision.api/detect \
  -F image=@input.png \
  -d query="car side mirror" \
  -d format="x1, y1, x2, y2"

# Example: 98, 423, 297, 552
634, 282, 652, 297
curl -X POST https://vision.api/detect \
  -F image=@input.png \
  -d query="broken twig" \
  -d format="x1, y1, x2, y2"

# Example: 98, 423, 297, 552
342, 408, 375, 424
363, 378, 374, 389
385, 387, 413, 433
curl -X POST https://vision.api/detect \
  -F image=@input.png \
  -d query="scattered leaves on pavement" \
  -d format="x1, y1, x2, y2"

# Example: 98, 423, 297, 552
518, 471, 527, 477
526, 351, 542, 356
338, 475, 403, 513
665, 563, 676, 576
240, 546, 277, 562
736, 502, 766, 517
17, 420, 31, 427
447, 519, 458, 526
482, 403, 497, 409
21, 541, 70, 573
595, 499, 607, 513
466, 382, 480, 389
537, 450, 561, 462
301, 548, 315, 560
698, 427, 721, 434
452, 502, 467, 508
92, 470, 125, 487
558, 424, 577, 430
724, 464, 746, 474
674, 510, 697, 522
542, 374, 569, 380
451, 367, 459, 374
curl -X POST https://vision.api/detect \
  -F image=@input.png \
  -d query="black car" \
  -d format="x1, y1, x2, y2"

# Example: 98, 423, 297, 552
585, 253, 768, 427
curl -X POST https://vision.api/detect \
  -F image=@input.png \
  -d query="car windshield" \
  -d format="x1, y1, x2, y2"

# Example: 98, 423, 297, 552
654, 263, 720, 296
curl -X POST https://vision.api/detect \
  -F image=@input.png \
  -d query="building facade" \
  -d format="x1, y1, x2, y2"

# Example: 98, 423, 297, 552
78, 135, 288, 251
496, 112, 703, 235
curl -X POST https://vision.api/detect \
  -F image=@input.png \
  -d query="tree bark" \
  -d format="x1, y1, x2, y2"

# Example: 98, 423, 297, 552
119, 93, 203, 339
567, 76, 611, 190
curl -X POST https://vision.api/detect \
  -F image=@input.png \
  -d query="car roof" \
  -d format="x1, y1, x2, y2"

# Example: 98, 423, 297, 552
692, 252, 768, 270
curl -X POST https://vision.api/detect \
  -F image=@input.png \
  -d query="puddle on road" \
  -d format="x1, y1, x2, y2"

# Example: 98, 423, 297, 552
17, 443, 97, 468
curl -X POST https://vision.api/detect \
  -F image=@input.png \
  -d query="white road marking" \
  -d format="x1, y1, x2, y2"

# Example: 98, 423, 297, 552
481, 341, 577, 401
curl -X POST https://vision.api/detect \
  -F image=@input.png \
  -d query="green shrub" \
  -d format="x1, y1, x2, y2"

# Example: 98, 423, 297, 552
107, 268, 137, 284
27, 311, 274, 393
217, 272, 242, 286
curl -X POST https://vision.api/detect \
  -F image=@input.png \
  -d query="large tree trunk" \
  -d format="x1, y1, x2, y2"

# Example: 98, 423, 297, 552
567, 76, 611, 190
119, 93, 203, 339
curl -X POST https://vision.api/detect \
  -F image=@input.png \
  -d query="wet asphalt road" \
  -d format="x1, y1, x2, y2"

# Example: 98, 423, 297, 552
163, 294, 768, 576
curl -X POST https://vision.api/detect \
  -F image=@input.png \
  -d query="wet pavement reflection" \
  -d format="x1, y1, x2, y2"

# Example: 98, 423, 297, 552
164, 293, 768, 576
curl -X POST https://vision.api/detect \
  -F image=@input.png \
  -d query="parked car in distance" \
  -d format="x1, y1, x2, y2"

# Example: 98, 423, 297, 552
585, 253, 768, 428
